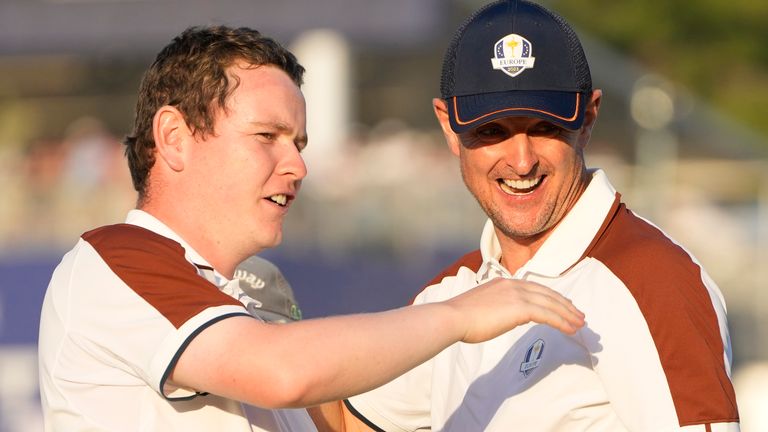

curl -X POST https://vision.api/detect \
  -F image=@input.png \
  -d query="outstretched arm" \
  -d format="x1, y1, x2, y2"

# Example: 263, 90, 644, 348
172, 277, 584, 409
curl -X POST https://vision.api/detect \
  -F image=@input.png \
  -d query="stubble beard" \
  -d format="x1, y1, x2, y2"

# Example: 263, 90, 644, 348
479, 197, 558, 241
463, 156, 589, 243
460, 166, 559, 242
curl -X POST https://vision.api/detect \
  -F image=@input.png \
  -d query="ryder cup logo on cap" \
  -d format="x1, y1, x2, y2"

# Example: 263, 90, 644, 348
440, 0, 592, 133
491, 34, 535, 78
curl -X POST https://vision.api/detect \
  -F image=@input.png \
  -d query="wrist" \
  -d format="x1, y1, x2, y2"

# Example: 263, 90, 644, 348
426, 300, 467, 344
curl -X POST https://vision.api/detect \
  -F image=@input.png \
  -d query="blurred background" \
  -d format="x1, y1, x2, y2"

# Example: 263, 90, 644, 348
0, 0, 766, 430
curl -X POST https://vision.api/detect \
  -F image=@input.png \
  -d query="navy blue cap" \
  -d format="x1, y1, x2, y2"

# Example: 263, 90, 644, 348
440, 0, 592, 132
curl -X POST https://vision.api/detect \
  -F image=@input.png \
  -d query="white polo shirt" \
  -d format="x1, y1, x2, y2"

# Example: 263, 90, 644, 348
347, 170, 739, 432
38, 210, 316, 432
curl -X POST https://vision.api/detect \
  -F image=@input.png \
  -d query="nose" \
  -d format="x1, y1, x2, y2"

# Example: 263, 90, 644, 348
277, 143, 308, 183
501, 132, 538, 175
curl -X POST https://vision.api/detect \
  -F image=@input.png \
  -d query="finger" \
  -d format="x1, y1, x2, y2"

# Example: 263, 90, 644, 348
541, 296, 585, 328
518, 288, 585, 330
524, 302, 584, 334
515, 281, 585, 321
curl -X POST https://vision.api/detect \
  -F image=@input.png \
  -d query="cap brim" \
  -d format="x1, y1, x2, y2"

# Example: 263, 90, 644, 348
447, 90, 586, 133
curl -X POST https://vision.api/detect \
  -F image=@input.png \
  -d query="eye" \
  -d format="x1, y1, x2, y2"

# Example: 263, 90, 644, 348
474, 123, 508, 141
529, 121, 562, 137
255, 132, 276, 142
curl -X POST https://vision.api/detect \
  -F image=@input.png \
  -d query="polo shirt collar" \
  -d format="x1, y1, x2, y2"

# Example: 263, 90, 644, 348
124, 209, 230, 286
477, 169, 618, 281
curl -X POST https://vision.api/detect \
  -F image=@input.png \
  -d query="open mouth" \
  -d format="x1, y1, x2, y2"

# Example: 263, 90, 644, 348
267, 194, 288, 207
498, 176, 544, 195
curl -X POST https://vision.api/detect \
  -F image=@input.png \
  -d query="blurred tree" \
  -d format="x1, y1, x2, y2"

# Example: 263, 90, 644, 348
550, 0, 768, 145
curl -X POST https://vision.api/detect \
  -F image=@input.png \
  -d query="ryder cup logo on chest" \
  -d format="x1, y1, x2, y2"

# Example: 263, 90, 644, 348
519, 338, 545, 377
491, 33, 536, 78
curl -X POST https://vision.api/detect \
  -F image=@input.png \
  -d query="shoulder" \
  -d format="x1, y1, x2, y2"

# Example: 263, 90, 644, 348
584, 203, 738, 427
409, 250, 483, 304
81, 223, 195, 279
80, 224, 241, 327
585, 203, 719, 316
83, 223, 186, 259
588, 203, 699, 279
584, 200, 728, 353
426, 250, 482, 287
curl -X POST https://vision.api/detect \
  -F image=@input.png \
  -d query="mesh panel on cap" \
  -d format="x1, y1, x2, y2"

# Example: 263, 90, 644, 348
440, 1, 500, 98
529, 1, 592, 91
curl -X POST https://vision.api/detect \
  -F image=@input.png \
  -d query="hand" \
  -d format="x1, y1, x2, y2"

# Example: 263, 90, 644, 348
445, 277, 585, 344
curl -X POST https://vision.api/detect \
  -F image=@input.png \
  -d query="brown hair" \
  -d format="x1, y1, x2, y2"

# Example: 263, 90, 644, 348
123, 25, 305, 202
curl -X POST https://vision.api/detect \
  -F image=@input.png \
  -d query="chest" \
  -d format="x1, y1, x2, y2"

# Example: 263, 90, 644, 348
429, 324, 621, 431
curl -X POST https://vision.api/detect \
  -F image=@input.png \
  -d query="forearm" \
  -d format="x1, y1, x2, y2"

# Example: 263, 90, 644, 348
173, 302, 462, 409
268, 302, 462, 407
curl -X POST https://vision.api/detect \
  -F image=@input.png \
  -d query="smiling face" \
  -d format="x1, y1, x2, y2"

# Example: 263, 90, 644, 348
434, 91, 601, 253
184, 63, 307, 263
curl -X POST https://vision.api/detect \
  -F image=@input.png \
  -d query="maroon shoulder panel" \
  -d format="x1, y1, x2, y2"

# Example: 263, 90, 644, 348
586, 204, 739, 426
83, 224, 242, 329
410, 250, 484, 305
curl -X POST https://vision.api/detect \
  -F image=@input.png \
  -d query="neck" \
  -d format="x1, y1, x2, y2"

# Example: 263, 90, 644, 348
496, 230, 550, 273
138, 202, 245, 280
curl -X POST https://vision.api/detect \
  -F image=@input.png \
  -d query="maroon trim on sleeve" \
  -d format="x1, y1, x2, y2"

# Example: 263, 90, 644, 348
83, 224, 242, 329
587, 203, 739, 426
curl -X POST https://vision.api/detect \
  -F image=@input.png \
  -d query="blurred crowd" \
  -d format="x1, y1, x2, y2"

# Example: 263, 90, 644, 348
0, 116, 134, 255
0, 113, 493, 262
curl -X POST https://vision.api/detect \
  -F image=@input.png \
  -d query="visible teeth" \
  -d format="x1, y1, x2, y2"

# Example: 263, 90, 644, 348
269, 194, 287, 206
502, 177, 540, 189
500, 177, 542, 194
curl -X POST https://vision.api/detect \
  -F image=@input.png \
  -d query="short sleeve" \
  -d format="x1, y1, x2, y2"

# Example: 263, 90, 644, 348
68, 226, 249, 397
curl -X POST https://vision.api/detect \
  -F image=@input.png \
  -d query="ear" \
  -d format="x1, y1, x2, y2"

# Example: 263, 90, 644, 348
152, 105, 190, 172
577, 89, 602, 148
432, 98, 462, 157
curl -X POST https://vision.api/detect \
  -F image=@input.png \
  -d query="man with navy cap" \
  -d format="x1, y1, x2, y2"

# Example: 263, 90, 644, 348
322, 0, 740, 430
